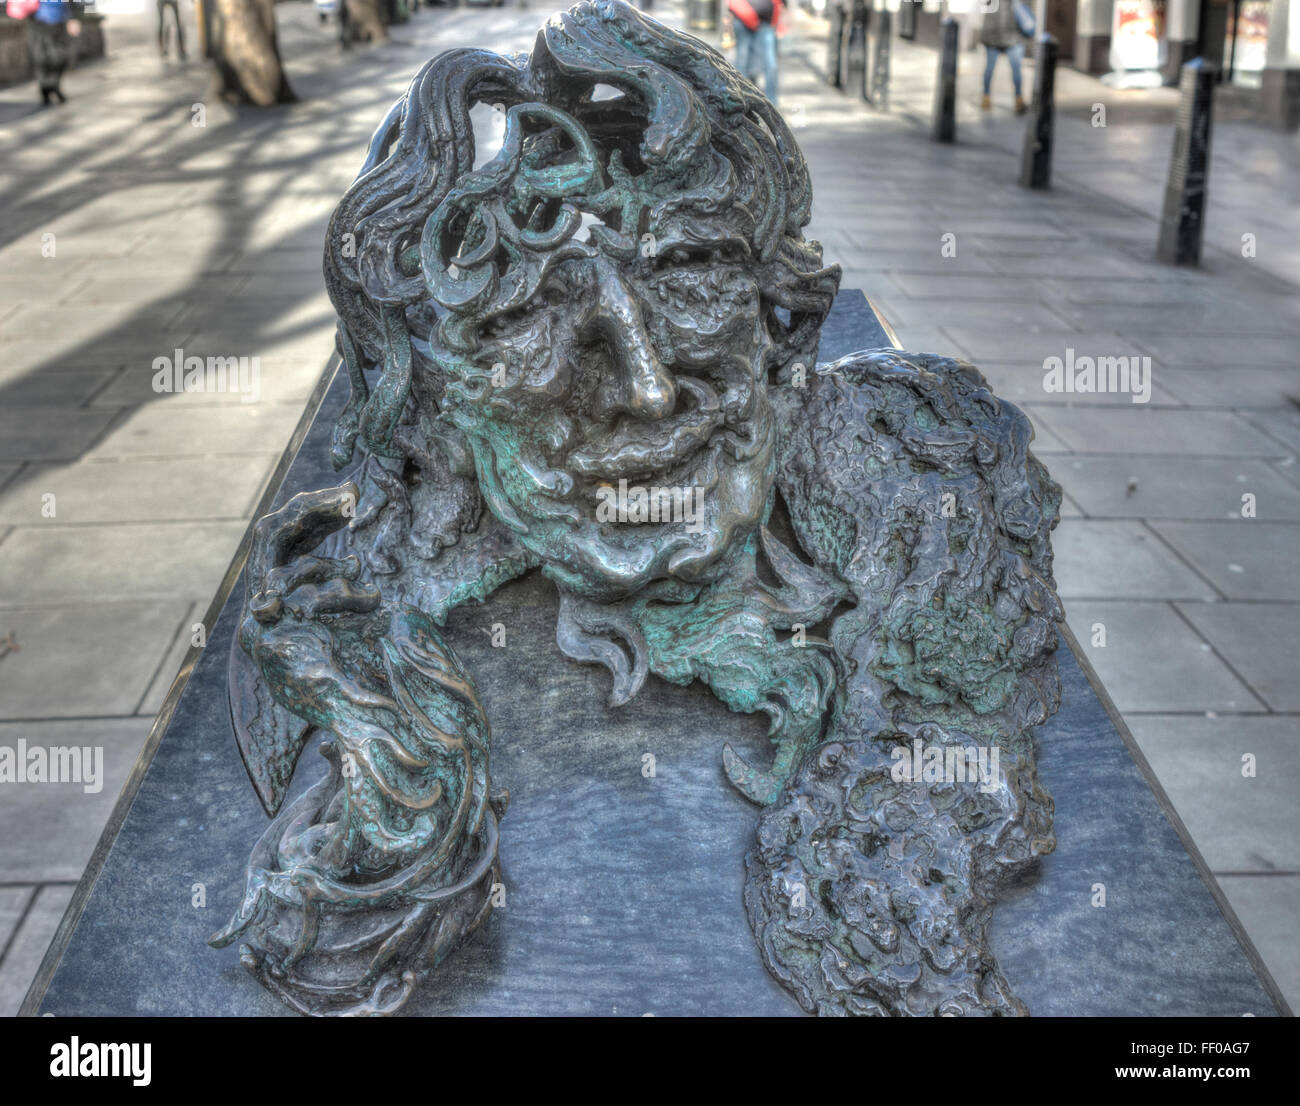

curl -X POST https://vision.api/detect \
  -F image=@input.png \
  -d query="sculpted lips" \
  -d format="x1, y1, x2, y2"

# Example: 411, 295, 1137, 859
566, 377, 725, 481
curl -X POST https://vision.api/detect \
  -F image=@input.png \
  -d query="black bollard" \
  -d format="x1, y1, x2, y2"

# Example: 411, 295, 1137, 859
1158, 58, 1216, 266
858, 2, 875, 103
931, 17, 958, 143
869, 7, 892, 108
827, 2, 846, 89
898, 0, 917, 40
687, 0, 719, 32
1019, 33, 1058, 189
845, 0, 869, 99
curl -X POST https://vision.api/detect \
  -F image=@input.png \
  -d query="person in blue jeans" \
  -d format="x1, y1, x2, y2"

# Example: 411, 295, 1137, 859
979, 1, 1027, 114
728, 0, 782, 104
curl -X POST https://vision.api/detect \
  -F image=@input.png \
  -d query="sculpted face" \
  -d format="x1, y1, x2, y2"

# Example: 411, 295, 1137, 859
423, 103, 779, 600
446, 241, 776, 600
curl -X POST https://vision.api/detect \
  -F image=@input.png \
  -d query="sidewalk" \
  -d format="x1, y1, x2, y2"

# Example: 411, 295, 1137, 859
0, 2, 1296, 1013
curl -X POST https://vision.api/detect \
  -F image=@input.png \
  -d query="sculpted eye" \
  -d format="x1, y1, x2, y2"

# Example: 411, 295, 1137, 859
652, 242, 748, 272
538, 277, 568, 302
719, 241, 748, 264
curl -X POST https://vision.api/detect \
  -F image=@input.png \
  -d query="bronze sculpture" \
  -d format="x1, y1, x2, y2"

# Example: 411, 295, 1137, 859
211, 0, 1063, 1017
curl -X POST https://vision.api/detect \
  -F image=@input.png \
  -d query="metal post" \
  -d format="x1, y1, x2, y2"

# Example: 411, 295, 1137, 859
196, 0, 212, 59
858, 2, 875, 102
931, 17, 958, 143
869, 7, 892, 108
1019, 33, 1058, 189
899, 0, 917, 40
826, 3, 846, 88
687, 0, 720, 32
845, 0, 869, 98
1157, 58, 1216, 266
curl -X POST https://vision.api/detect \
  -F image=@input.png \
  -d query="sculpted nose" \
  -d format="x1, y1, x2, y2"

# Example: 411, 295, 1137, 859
588, 261, 676, 420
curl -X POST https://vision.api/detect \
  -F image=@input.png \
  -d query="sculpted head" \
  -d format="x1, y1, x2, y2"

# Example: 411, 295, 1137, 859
325, 0, 839, 600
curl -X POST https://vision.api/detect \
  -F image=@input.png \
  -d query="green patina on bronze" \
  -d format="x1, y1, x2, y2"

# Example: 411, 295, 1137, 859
214, 0, 1063, 1018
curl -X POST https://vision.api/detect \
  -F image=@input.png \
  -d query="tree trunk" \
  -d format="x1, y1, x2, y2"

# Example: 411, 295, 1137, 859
209, 0, 296, 106
346, 0, 390, 45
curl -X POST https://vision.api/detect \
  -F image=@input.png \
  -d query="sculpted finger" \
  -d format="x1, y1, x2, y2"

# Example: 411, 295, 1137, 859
249, 483, 360, 590
262, 554, 363, 599
284, 577, 382, 620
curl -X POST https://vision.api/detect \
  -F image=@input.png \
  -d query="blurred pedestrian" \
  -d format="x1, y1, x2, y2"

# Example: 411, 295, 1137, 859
979, 0, 1030, 115
7, 0, 80, 106
157, 0, 186, 59
728, 0, 782, 104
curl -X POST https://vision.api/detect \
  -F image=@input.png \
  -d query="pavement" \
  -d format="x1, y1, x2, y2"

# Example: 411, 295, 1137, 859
0, 0, 1296, 1014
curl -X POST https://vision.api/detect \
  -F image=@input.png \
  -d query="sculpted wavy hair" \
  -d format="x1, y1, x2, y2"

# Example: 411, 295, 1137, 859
321, 0, 840, 468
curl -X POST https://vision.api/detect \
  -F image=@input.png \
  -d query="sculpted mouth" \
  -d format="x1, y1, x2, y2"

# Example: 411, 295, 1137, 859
566, 377, 726, 482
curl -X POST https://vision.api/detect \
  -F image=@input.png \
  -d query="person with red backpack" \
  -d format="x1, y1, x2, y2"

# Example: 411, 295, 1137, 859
728, 0, 782, 104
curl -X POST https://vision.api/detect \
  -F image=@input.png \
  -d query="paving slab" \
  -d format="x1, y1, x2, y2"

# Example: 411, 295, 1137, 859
0, 335, 188, 379
884, 272, 1050, 301
0, 602, 189, 718
823, 249, 1002, 278
0, 408, 116, 463
90, 359, 326, 409
0, 887, 32, 962
0, 522, 246, 606
0, 303, 184, 345
0, 717, 154, 882
1125, 715, 1300, 873
867, 296, 1070, 331
1054, 520, 1217, 601
1177, 602, 1300, 712
0, 369, 116, 407
62, 274, 254, 306
1216, 876, 1300, 1010
1031, 408, 1289, 458
0, 458, 274, 526
1038, 274, 1258, 307
1128, 332, 1298, 369
84, 404, 302, 461
1048, 301, 1299, 337
1245, 409, 1300, 453
1152, 522, 1300, 600
1064, 600, 1265, 714
0, 885, 74, 1017
984, 252, 1155, 279
1051, 457, 1300, 521
942, 328, 1137, 366
176, 325, 337, 366
1160, 369, 1300, 409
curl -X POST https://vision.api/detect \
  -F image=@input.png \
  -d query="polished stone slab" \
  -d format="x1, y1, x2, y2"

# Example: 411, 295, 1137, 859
23, 292, 1289, 1017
